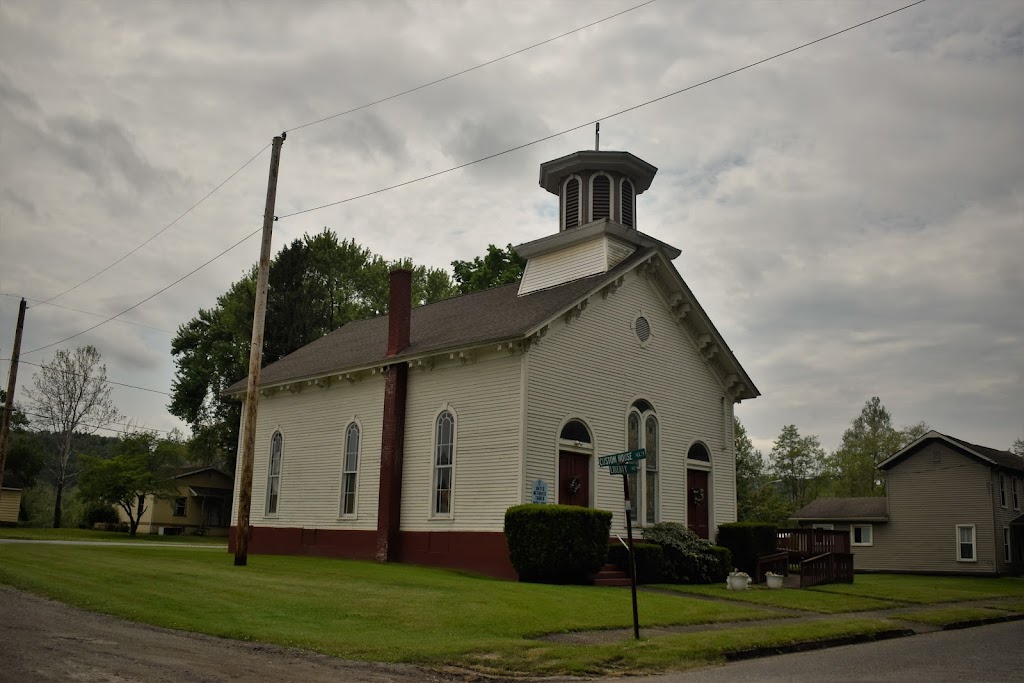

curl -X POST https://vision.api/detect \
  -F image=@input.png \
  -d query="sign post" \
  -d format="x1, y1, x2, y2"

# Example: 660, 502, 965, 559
597, 448, 646, 640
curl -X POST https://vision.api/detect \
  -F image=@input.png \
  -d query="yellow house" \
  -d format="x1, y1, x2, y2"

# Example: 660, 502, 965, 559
119, 467, 233, 536
0, 486, 21, 526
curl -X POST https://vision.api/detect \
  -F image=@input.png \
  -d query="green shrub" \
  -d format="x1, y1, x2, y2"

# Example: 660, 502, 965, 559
608, 542, 667, 584
83, 503, 119, 527
716, 522, 777, 575
706, 545, 733, 582
641, 522, 727, 584
504, 504, 612, 583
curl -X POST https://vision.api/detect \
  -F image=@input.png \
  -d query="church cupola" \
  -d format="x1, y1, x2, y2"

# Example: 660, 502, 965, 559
515, 148, 676, 296
538, 150, 657, 231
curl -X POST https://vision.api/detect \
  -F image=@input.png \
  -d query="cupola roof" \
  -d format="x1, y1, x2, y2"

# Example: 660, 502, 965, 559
538, 150, 658, 194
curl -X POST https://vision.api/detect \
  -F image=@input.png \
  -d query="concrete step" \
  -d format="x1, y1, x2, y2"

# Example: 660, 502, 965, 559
591, 564, 632, 586
592, 576, 632, 587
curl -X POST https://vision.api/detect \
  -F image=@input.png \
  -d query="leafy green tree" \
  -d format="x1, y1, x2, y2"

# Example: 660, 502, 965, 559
451, 244, 526, 294
77, 431, 184, 536
769, 425, 826, 509
169, 230, 457, 472
734, 418, 790, 524
827, 398, 929, 497
24, 346, 120, 528
0, 389, 43, 490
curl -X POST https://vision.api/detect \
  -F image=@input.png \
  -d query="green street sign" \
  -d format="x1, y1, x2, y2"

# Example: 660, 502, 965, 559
598, 449, 646, 467
608, 463, 639, 475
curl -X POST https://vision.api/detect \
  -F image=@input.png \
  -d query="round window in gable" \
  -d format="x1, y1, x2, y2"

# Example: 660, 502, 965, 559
634, 315, 651, 343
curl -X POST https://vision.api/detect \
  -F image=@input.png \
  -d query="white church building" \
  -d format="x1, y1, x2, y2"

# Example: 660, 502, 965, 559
228, 149, 759, 578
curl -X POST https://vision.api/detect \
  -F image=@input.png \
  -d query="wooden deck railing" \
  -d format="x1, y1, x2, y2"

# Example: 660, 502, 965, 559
778, 528, 850, 561
799, 552, 854, 588
754, 551, 789, 584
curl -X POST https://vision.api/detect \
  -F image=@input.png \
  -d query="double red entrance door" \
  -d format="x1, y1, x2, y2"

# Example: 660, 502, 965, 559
687, 469, 710, 539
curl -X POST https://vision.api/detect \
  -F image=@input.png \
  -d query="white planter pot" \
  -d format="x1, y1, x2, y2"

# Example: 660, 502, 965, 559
727, 575, 749, 591
766, 574, 784, 589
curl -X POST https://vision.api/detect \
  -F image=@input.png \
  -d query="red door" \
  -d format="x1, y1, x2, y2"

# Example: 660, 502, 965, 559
558, 451, 591, 507
687, 469, 710, 539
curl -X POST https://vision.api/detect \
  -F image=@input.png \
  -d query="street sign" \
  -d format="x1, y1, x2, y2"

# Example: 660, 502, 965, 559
598, 449, 646, 467
608, 463, 639, 475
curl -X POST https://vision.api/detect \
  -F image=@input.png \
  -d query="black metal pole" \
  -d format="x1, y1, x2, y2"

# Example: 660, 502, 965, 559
622, 473, 640, 640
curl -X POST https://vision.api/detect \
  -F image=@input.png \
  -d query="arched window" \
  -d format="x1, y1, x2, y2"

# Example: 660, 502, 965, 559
626, 401, 658, 523
266, 432, 283, 514
340, 423, 359, 515
591, 173, 612, 221
560, 419, 592, 444
620, 179, 635, 227
688, 442, 711, 462
563, 176, 581, 229
433, 410, 455, 515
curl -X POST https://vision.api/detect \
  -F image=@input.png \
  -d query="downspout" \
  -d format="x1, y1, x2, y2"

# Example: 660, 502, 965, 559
376, 269, 412, 562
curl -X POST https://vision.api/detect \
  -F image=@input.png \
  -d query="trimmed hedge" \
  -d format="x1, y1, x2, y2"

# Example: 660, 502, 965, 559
504, 504, 612, 583
641, 522, 731, 584
716, 522, 777, 575
608, 542, 667, 584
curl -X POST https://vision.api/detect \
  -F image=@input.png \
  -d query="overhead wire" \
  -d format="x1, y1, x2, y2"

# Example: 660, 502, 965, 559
0, 358, 170, 396
19, 409, 176, 436
19, 0, 928, 354
1, 292, 174, 334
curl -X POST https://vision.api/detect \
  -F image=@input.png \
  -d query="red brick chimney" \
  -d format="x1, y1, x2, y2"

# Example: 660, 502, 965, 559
377, 268, 412, 562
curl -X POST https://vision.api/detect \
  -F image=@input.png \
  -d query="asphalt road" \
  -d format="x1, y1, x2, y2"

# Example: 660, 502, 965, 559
624, 619, 1024, 683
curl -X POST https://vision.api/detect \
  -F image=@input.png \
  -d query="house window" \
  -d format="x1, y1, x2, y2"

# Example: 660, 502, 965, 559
851, 524, 873, 546
813, 524, 835, 530
1004, 527, 1012, 563
136, 494, 145, 517
563, 176, 581, 229
956, 525, 976, 562
340, 423, 359, 516
999, 474, 1006, 508
590, 173, 612, 221
173, 497, 187, 517
687, 442, 711, 462
627, 400, 657, 523
433, 410, 455, 516
1014, 478, 1020, 511
266, 431, 283, 515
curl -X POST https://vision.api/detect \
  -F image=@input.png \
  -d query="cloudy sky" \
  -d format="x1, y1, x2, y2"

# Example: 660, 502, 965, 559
1, 0, 1021, 456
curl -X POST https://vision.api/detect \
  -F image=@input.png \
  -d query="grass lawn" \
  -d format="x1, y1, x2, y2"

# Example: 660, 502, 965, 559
811, 574, 1024, 604
899, 606, 1012, 626
0, 527, 227, 545
654, 583, 899, 614
0, 543, 811, 674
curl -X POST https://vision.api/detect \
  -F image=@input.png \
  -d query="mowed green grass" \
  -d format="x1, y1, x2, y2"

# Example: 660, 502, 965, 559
0, 544, 790, 673
655, 583, 899, 613
0, 527, 227, 545
900, 606, 1013, 627
812, 574, 1024, 604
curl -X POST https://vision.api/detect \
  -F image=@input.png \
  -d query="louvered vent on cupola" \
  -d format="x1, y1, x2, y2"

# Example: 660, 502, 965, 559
564, 177, 580, 229
621, 179, 635, 228
591, 174, 611, 220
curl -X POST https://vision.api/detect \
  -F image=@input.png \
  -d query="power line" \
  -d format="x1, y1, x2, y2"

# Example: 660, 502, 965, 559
22, 225, 263, 355
19, 0, 927, 354
1, 292, 174, 335
280, 0, 928, 220
20, 409, 175, 436
286, 0, 659, 133
35, 142, 272, 307
0, 358, 170, 396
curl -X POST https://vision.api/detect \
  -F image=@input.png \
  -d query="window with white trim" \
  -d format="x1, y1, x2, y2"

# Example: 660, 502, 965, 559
266, 431, 283, 514
999, 474, 1006, 508
1003, 527, 1011, 563
173, 497, 187, 517
620, 179, 635, 227
563, 176, 581, 229
626, 400, 658, 523
433, 410, 455, 516
812, 524, 835, 530
590, 173, 612, 221
340, 423, 359, 516
956, 524, 976, 562
1013, 477, 1020, 511
851, 524, 873, 546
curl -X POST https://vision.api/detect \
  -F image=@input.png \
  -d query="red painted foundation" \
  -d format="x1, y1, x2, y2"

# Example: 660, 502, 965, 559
229, 526, 517, 579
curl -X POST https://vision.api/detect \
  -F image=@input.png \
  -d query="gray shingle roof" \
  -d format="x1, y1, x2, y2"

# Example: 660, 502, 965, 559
791, 497, 888, 521
226, 249, 654, 394
878, 431, 1024, 474
944, 435, 1024, 473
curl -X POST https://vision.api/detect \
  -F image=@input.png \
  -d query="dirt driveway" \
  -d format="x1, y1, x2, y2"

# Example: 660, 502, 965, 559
0, 587, 447, 683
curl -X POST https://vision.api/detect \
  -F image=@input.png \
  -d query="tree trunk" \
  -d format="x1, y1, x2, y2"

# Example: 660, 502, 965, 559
53, 480, 64, 528
129, 519, 139, 537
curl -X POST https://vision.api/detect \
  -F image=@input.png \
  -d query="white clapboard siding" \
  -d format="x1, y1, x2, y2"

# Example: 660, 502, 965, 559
519, 237, 608, 295
232, 375, 386, 530
606, 238, 634, 269
525, 268, 736, 537
400, 353, 523, 532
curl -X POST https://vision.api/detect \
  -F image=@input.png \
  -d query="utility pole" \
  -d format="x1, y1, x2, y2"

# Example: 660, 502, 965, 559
234, 133, 285, 566
0, 297, 27, 493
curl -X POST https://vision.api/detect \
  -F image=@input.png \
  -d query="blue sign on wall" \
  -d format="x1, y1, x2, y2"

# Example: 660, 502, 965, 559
531, 479, 549, 504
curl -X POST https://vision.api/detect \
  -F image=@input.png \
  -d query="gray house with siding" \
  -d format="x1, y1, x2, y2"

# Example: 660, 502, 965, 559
226, 148, 759, 578
793, 431, 1024, 576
